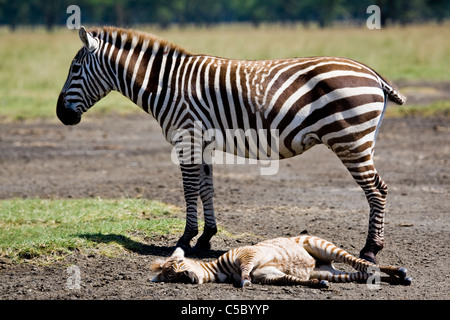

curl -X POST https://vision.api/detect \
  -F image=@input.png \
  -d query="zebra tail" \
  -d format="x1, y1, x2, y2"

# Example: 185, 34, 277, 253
378, 76, 406, 105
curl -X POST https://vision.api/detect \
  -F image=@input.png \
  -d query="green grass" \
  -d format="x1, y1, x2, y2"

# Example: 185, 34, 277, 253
0, 24, 449, 121
155, 23, 450, 81
386, 100, 450, 118
0, 198, 187, 263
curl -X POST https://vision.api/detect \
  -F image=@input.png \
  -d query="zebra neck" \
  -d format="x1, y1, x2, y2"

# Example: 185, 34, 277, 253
197, 254, 243, 284
194, 259, 220, 283
110, 38, 191, 120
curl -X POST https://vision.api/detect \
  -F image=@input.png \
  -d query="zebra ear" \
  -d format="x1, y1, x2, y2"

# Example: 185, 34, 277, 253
150, 259, 165, 272
79, 26, 98, 52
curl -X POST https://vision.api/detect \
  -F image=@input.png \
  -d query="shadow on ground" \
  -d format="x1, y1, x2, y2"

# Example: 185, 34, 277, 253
77, 233, 227, 259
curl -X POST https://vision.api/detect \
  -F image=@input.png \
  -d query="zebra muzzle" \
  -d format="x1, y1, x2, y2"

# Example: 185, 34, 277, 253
56, 92, 81, 126
178, 270, 199, 284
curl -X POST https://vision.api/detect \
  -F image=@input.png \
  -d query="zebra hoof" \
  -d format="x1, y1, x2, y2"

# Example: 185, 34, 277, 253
318, 280, 329, 289
310, 279, 328, 289
192, 241, 211, 253
402, 276, 412, 286
175, 241, 192, 253
397, 267, 408, 279
240, 279, 251, 288
359, 251, 377, 264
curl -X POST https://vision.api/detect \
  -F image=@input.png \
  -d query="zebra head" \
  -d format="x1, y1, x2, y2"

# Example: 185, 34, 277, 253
57, 27, 112, 126
150, 248, 199, 284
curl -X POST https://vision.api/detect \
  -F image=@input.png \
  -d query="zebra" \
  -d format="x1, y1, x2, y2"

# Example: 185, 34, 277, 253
57, 26, 406, 263
151, 234, 411, 288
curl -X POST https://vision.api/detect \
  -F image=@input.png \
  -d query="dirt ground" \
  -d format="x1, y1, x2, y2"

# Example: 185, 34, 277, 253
0, 83, 449, 300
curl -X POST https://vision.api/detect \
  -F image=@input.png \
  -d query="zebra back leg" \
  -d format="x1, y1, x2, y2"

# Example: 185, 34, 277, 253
301, 236, 411, 285
330, 139, 387, 264
193, 162, 218, 252
348, 164, 387, 264
316, 94, 389, 264
311, 264, 411, 285
311, 263, 369, 283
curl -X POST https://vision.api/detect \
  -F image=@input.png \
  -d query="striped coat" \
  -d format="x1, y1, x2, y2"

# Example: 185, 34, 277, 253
151, 234, 411, 288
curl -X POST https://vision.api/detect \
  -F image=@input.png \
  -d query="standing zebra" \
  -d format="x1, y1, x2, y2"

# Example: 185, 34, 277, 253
57, 27, 405, 263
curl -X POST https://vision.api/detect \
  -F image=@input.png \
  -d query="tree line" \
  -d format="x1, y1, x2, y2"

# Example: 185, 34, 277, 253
1, 0, 449, 30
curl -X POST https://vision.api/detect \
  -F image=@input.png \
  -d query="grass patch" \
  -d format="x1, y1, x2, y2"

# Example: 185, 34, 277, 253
386, 100, 450, 118
152, 23, 450, 81
0, 198, 187, 263
0, 24, 449, 121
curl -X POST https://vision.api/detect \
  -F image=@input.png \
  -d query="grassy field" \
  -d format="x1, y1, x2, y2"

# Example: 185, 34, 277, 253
0, 198, 185, 263
0, 23, 449, 121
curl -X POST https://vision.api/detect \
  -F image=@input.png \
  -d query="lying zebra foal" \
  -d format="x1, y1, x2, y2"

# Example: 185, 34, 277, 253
151, 235, 411, 288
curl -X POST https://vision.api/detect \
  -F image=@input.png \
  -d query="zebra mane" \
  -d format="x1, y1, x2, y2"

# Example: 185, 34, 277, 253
88, 26, 191, 55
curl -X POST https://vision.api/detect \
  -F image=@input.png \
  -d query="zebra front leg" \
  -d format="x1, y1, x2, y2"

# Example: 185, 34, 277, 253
193, 162, 217, 252
237, 251, 255, 288
261, 274, 328, 289
358, 172, 388, 264
176, 163, 202, 251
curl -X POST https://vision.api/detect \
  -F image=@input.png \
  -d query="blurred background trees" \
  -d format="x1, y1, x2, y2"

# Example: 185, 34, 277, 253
0, 0, 449, 30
